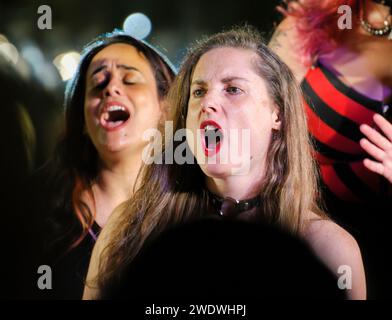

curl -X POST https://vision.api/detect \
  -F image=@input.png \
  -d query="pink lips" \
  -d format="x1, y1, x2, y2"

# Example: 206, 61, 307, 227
200, 119, 223, 157
99, 101, 131, 131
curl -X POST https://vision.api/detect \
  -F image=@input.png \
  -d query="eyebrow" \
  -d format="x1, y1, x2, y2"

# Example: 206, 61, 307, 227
191, 76, 249, 86
191, 79, 206, 86
222, 76, 249, 83
89, 64, 141, 78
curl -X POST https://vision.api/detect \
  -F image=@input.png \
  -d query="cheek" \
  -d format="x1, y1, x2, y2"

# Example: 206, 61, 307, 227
187, 100, 200, 116
141, 100, 162, 125
130, 88, 161, 114
84, 97, 101, 119
130, 84, 157, 103
134, 103, 162, 135
250, 122, 273, 157
240, 111, 273, 151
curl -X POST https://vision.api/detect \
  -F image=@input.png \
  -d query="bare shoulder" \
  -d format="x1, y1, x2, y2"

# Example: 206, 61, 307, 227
268, 16, 309, 82
302, 211, 360, 264
301, 212, 366, 299
269, 17, 296, 49
303, 212, 356, 248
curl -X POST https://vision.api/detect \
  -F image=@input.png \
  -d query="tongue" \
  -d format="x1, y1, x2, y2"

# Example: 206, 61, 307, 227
101, 110, 128, 129
106, 120, 124, 128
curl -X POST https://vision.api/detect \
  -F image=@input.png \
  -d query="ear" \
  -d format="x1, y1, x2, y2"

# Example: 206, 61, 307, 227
271, 105, 281, 130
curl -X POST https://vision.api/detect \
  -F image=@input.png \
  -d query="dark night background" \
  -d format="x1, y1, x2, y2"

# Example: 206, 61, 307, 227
0, 0, 280, 167
0, 0, 282, 300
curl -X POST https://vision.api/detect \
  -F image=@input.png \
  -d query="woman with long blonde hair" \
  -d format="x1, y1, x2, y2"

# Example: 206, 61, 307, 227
84, 25, 366, 299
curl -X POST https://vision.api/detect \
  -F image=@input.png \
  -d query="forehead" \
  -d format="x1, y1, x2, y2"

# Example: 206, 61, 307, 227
87, 43, 150, 74
192, 47, 260, 81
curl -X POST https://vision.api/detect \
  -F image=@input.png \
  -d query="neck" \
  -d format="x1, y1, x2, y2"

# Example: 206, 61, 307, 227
91, 153, 144, 227
206, 170, 264, 201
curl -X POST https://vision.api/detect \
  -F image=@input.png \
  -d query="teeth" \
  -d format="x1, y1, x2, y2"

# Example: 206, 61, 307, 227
204, 125, 219, 131
107, 105, 126, 112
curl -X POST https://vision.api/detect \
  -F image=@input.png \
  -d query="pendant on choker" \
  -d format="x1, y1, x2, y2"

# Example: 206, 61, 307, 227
209, 192, 262, 218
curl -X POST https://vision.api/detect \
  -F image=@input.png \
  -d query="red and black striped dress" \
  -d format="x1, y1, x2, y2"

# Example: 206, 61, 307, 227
301, 62, 391, 204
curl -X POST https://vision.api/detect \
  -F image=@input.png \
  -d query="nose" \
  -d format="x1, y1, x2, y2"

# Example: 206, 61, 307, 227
103, 75, 124, 97
201, 94, 220, 114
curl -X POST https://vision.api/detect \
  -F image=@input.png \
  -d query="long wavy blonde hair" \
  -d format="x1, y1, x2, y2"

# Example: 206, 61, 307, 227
96, 25, 326, 293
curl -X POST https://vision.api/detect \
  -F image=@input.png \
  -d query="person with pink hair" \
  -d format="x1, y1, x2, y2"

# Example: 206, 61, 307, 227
269, 0, 391, 299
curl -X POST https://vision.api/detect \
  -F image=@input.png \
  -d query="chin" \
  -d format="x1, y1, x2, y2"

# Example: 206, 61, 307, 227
98, 139, 137, 156
199, 163, 233, 179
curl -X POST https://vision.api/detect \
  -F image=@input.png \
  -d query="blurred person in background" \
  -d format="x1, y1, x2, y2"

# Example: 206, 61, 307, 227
269, 0, 392, 298
0, 55, 36, 299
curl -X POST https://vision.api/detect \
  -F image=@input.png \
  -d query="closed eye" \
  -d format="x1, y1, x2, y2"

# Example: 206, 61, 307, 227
94, 78, 110, 90
123, 73, 143, 85
123, 79, 136, 85
91, 72, 110, 90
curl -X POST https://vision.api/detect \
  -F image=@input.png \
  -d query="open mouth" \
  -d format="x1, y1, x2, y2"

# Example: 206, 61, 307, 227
201, 120, 223, 156
100, 104, 130, 130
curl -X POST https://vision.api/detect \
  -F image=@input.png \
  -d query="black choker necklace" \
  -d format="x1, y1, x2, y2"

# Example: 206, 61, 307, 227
208, 191, 262, 218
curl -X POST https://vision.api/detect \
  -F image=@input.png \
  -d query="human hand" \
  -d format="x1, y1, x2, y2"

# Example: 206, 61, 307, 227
276, 0, 307, 16
360, 113, 392, 184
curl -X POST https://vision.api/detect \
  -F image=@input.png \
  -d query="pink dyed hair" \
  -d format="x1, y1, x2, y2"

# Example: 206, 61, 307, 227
284, 0, 359, 65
